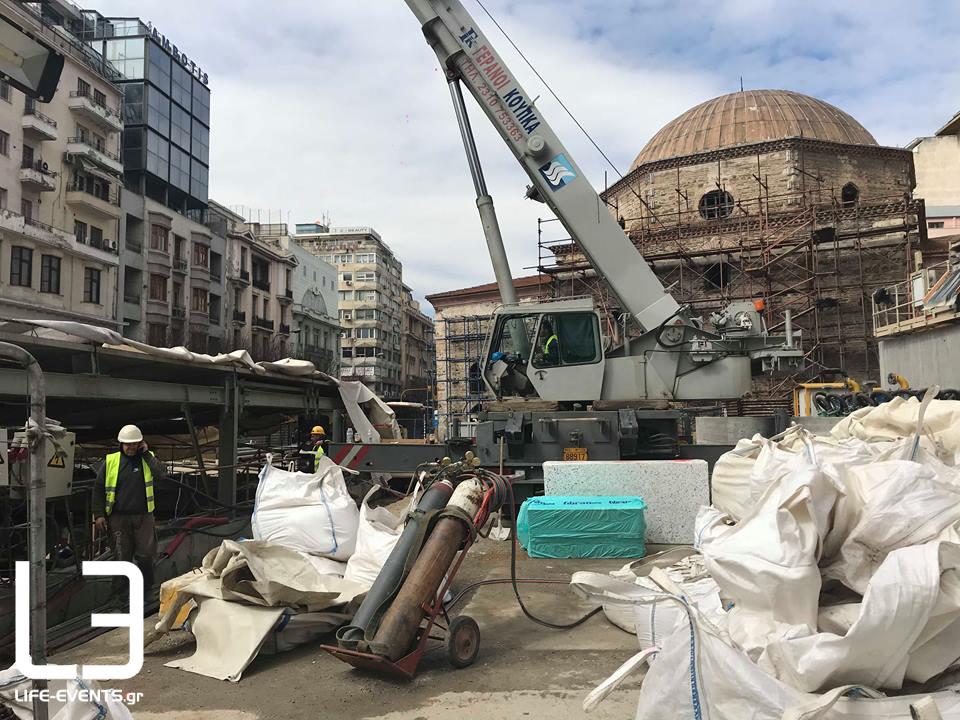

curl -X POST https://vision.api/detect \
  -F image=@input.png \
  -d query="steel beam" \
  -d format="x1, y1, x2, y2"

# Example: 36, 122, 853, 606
0, 368, 225, 405
239, 385, 338, 411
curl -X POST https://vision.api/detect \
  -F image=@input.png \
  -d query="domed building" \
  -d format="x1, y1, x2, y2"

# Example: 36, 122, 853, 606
550, 89, 925, 399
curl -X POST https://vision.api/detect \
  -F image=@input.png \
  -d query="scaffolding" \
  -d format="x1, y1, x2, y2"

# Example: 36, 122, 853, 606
435, 314, 491, 440
537, 165, 924, 402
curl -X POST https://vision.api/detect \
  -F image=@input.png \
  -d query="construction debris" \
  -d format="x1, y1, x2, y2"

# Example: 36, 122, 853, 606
576, 393, 960, 719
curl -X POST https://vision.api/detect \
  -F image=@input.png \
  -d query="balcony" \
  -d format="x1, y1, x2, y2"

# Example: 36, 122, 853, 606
172, 305, 186, 320
125, 238, 142, 254
66, 181, 121, 219
232, 310, 246, 324
279, 323, 291, 335
278, 287, 293, 304
22, 107, 58, 142
190, 308, 210, 324
76, 232, 118, 254
229, 268, 250, 286
172, 258, 188, 274
252, 276, 271, 292
0, 209, 73, 250
65, 137, 123, 176
209, 310, 221, 325
123, 291, 141, 305
19, 161, 56, 192
67, 91, 123, 133
252, 316, 274, 331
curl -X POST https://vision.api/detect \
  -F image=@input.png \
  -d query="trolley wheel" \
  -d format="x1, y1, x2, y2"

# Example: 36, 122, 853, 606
446, 615, 480, 669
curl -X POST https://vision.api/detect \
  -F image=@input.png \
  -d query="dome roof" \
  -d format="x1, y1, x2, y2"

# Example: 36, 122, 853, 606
632, 89, 877, 169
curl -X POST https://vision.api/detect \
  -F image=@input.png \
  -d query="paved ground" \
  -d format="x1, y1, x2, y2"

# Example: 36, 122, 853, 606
54, 539, 650, 719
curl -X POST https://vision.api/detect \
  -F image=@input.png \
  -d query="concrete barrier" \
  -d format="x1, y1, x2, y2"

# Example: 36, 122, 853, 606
543, 459, 709, 544
695, 416, 775, 444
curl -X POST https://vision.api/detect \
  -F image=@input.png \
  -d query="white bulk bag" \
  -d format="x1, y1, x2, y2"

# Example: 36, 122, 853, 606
251, 456, 359, 561
343, 485, 418, 590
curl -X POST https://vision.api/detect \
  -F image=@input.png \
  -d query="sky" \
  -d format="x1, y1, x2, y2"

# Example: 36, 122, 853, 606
91, 0, 960, 310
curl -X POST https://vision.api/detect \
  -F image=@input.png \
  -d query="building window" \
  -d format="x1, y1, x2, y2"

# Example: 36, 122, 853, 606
189, 332, 207, 353
173, 281, 183, 308
150, 224, 169, 252
191, 287, 208, 312
10, 246, 32, 287
929, 221, 945, 229
342, 347, 353, 358
77, 78, 90, 97
0, 129, 10, 157
93, 88, 107, 108
83, 267, 101, 304
192, 242, 209, 268
341, 272, 353, 282
74, 220, 87, 244
210, 251, 222, 280
20, 198, 32, 220
149, 273, 167, 301
841, 182, 859, 207
698, 190, 734, 220
209, 293, 221, 324
0, 187, 6, 208
0, 81, 9, 102
339, 290, 354, 302
40, 255, 61, 294
90, 225, 104, 250
147, 323, 167, 346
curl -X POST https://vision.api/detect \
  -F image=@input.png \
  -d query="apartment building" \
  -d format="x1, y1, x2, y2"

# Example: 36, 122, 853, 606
284, 238, 340, 374
400, 285, 436, 401
205, 203, 297, 360
0, 0, 124, 329
294, 224, 404, 398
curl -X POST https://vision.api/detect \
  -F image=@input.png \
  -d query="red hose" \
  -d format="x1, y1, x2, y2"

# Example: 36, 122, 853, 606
162, 516, 230, 557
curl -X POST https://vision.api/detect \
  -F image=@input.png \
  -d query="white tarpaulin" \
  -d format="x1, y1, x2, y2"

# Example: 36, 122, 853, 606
158, 539, 365, 681
2, 318, 402, 441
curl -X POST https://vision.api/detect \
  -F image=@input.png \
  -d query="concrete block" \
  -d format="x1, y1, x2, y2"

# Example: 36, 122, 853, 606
542, 459, 709, 544
790, 416, 838, 436
695, 416, 775, 444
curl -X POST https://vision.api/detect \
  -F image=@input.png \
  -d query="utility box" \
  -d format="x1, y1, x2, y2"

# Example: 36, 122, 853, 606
7, 430, 75, 498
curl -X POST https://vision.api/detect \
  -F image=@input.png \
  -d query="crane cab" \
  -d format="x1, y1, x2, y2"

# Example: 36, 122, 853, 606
482, 298, 605, 403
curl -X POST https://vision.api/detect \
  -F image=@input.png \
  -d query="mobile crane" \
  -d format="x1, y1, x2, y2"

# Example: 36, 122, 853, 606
331, 1, 803, 477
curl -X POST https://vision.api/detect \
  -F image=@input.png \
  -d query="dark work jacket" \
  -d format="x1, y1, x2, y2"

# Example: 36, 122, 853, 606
92, 451, 166, 517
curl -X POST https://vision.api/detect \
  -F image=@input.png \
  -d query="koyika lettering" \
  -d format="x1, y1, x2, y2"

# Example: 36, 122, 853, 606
501, 89, 541, 134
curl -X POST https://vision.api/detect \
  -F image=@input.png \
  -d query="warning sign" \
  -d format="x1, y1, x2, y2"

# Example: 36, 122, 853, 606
47, 454, 65, 468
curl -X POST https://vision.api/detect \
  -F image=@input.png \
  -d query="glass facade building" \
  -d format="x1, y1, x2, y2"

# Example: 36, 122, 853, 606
81, 16, 210, 211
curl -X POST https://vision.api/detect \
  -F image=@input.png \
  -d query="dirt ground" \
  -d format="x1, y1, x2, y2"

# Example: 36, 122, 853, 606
54, 539, 654, 719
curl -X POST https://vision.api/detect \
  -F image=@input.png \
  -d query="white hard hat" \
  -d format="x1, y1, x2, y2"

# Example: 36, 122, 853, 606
117, 424, 143, 443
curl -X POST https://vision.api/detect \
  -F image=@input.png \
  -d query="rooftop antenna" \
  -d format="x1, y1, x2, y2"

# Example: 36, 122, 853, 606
740, 76, 744, 92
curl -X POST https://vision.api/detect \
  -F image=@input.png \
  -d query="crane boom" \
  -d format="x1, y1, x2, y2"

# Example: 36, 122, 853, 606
404, 0, 679, 331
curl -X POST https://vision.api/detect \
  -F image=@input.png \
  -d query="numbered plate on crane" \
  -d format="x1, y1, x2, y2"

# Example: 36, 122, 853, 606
563, 447, 588, 462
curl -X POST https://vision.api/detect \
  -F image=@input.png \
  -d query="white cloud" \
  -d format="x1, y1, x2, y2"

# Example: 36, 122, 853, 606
86, 0, 960, 308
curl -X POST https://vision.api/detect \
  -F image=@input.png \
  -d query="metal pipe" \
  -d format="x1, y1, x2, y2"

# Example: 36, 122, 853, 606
0, 341, 48, 720
784, 309, 794, 349
336, 480, 454, 649
447, 78, 518, 307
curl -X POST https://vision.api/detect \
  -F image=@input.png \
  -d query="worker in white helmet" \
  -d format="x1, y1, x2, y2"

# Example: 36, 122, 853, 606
93, 424, 166, 591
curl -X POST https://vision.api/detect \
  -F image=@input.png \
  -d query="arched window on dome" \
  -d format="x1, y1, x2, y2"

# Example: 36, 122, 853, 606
841, 182, 859, 207
698, 190, 734, 220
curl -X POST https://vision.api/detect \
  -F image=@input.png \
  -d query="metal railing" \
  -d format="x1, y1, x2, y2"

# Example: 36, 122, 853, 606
173, 258, 188, 272
210, 310, 221, 325
873, 260, 960, 336
240, 269, 250, 281
126, 238, 142, 253
283, 288, 293, 299
68, 90, 122, 120
279, 323, 291, 334
66, 137, 121, 162
172, 305, 186, 319
67, 181, 120, 206
252, 277, 271, 291
23, 106, 57, 127
252, 317, 274, 330
233, 310, 246, 323
77, 233, 116, 253
123, 292, 141, 304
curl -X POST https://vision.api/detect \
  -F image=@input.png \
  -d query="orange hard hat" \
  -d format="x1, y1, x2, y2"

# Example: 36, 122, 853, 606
311, 425, 326, 436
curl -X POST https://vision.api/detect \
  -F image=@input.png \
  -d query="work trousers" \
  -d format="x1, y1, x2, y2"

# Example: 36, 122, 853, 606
108, 512, 157, 591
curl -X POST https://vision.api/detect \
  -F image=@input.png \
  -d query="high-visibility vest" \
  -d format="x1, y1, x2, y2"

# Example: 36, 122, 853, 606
314, 443, 325, 461
544, 334, 559, 355
104, 452, 155, 515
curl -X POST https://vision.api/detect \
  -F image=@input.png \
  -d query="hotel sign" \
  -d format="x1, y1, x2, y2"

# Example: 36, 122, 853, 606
146, 21, 209, 86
